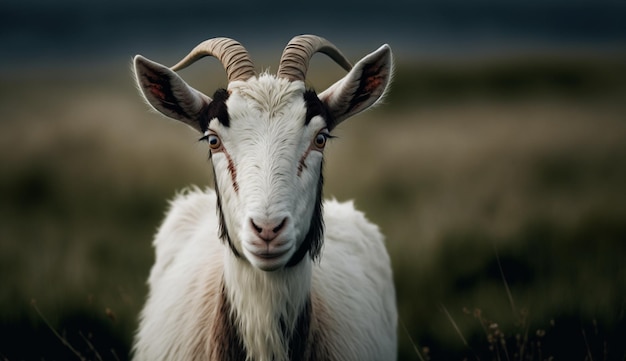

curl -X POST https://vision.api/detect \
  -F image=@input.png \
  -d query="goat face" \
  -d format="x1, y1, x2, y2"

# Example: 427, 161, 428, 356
133, 36, 393, 271
205, 78, 327, 271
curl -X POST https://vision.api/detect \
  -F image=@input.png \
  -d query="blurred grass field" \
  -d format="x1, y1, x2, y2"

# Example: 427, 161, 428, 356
1, 55, 625, 360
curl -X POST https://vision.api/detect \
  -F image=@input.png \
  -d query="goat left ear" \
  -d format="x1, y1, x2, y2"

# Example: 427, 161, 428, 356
318, 44, 393, 126
133, 55, 211, 133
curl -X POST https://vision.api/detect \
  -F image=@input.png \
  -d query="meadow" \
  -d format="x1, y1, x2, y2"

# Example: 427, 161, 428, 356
1, 54, 625, 360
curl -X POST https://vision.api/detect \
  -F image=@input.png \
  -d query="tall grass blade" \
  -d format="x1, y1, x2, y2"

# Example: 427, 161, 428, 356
31, 299, 85, 361
400, 318, 426, 361
440, 304, 480, 361
493, 243, 517, 319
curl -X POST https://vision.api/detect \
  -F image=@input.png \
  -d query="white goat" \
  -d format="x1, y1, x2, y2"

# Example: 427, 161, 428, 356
131, 35, 397, 361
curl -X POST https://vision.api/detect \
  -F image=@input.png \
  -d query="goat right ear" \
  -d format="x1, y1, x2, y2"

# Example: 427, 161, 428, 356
318, 45, 393, 127
133, 55, 210, 133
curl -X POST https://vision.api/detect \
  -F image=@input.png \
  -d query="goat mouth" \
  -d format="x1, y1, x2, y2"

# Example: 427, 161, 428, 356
245, 246, 293, 271
251, 250, 288, 260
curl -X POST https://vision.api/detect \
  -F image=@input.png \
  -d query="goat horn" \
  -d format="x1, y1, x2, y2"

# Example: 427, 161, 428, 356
277, 35, 352, 82
171, 37, 256, 82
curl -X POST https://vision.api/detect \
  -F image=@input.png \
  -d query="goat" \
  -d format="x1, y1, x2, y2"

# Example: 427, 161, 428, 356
131, 35, 397, 361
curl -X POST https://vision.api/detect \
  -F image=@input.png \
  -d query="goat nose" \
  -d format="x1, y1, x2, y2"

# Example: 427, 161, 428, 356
250, 217, 287, 243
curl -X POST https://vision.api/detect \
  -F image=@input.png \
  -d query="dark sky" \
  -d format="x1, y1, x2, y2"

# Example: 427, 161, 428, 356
1, 0, 625, 72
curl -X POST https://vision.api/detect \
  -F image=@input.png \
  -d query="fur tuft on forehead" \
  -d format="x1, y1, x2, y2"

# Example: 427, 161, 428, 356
228, 74, 306, 118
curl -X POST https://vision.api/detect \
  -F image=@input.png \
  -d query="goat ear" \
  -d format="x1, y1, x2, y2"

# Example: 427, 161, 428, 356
318, 45, 393, 126
133, 55, 210, 133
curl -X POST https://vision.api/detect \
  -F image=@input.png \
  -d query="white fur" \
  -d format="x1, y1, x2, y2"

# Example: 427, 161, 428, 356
133, 188, 397, 360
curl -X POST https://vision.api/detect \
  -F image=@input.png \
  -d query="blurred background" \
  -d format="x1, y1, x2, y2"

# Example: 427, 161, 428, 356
1, 0, 625, 360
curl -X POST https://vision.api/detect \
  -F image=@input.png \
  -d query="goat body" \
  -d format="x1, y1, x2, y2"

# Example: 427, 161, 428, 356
131, 36, 397, 360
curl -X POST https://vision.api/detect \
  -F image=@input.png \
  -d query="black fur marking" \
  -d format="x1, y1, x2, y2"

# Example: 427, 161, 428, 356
214, 280, 247, 360
282, 297, 312, 360
303, 90, 335, 130
286, 162, 325, 267
144, 73, 190, 119
201, 88, 230, 131
213, 164, 242, 259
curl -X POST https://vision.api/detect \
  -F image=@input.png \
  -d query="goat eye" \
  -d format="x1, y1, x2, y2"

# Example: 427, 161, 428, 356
204, 134, 221, 150
313, 133, 327, 149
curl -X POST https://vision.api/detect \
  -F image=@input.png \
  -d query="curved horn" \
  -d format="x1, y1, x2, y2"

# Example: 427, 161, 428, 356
277, 35, 353, 82
171, 37, 256, 82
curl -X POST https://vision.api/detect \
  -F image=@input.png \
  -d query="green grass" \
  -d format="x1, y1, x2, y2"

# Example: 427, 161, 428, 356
1, 56, 625, 360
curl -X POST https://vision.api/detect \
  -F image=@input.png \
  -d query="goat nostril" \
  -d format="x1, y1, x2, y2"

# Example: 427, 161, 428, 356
250, 219, 263, 234
272, 218, 287, 234
250, 217, 288, 240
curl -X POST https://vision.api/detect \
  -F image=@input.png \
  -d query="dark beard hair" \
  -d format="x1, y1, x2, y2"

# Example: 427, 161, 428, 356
212, 166, 241, 258
286, 162, 324, 267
